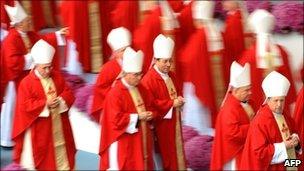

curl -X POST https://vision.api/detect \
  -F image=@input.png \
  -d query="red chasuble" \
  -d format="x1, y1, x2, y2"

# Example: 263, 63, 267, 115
60, 1, 116, 72
99, 80, 155, 170
179, 27, 228, 127
238, 44, 296, 114
293, 87, 303, 171
12, 71, 76, 170
240, 105, 297, 170
210, 93, 253, 170
91, 59, 121, 122
223, 10, 245, 67
141, 68, 186, 170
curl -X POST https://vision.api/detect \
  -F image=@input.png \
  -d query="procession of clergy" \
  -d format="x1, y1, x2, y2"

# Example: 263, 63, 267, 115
0, 1, 303, 170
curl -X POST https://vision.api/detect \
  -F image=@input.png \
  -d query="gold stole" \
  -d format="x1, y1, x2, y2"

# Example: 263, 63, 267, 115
21, 36, 32, 53
241, 103, 255, 120
20, 1, 34, 31
88, 1, 103, 73
263, 52, 276, 78
274, 114, 297, 171
20, 1, 32, 15
138, 1, 156, 24
210, 51, 226, 109
164, 78, 186, 170
41, 1, 55, 28
128, 87, 148, 170
40, 78, 70, 170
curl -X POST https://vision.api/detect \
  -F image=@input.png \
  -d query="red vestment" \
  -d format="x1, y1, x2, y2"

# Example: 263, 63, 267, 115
91, 59, 121, 122
141, 68, 186, 170
99, 80, 155, 170
293, 87, 303, 171
12, 71, 76, 170
60, 1, 117, 72
223, 10, 245, 68
240, 105, 297, 170
179, 28, 229, 126
238, 44, 296, 114
210, 94, 252, 169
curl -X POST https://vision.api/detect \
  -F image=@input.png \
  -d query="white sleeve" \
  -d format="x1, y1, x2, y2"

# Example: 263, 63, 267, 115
125, 114, 138, 134
24, 53, 33, 70
57, 96, 69, 114
163, 107, 173, 119
55, 31, 66, 46
271, 142, 288, 164
39, 105, 50, 117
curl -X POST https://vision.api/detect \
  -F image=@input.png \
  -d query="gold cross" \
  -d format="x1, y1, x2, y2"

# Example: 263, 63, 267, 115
281, 123, 289, 139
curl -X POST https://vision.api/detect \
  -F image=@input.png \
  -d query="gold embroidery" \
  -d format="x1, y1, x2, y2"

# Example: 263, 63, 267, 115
128, 87, 148, 170
274, 114, 297, 171
40, 78, 70, 170
210, 53, 226, 109
88, 1, 103, 73
164, 78, 186, 170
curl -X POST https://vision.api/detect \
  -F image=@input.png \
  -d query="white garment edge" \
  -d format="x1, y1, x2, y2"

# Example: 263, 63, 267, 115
57, 96, 69, 114
223, 158, 236, 170
24, 53, 34, 70
163, 107, 173, 119
20, 129, 35, 170
271, 142, 288, 164
39, 105, 50, 117
55, 31, 66, 46
125, 114, 138, 134
108, 141, 119, 170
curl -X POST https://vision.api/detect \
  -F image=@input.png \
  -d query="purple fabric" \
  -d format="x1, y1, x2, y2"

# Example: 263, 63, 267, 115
272, 2, 304, 34
184, 135, 214, 170
74, 84, 93, 112
245, 1, 271, 13
86, 95, 93, 116
61, 71, 86, 94
182, 125, 199, 142
1, 162, 26, 171
214, 0, 226, 20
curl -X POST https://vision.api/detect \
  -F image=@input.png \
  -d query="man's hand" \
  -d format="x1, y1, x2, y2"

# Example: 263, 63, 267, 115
47, 97, 60, 109
138, 111, 153, 121
284, 134, 299, 149
58, 27, 69, 35
173, 96, 185, 107
291, 134, 300, 147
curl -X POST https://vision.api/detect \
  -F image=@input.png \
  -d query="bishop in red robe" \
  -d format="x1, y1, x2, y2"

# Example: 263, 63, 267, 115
141, 34, 186, 170
99, 47, 155, 170
91, 27, 131, 122
240, 71, 301, 170
211, 62, 255, 170
12, 40, 76, 170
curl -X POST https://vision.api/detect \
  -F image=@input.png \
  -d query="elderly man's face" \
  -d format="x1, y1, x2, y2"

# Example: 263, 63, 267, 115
267, 96, 285, 114
124, 72, 143, 86
16, 16, 33, 32
35, 63, 53, 78
232, 85, 252, 102
155, 58, 172, 74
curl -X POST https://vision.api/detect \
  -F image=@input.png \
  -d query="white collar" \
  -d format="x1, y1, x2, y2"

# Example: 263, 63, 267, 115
34, 69, 44, 79
273, 112, 283, 116
121, 77, 135, 89
16, 29, 27, 37
153, 65, 169, 80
